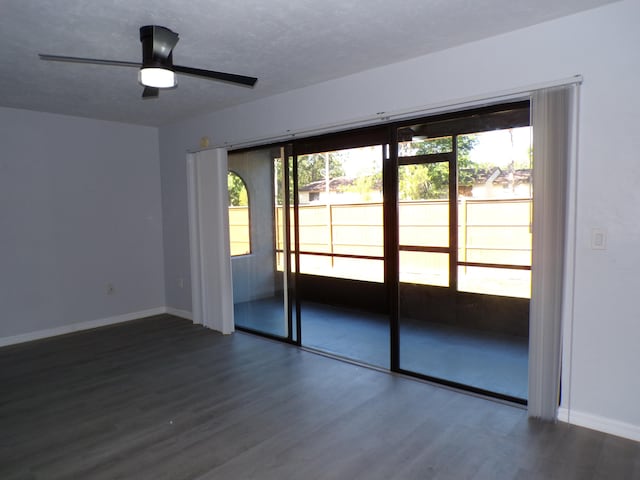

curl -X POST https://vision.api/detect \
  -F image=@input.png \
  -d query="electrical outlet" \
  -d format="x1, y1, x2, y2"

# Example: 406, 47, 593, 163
106, 283, 115, 295
178, 277, 184, 288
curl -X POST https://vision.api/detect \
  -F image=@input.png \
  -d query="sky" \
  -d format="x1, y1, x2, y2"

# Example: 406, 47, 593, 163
468, 126, 532, 167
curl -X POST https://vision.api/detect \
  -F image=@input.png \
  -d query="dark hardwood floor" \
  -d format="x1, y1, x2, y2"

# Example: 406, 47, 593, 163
1, 315, 638, 479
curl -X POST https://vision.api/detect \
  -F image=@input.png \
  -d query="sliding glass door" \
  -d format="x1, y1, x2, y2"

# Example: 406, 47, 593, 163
395, 104, 532, 402
229, 146, 294, 340
396, 130, 458, 380
228, 102, 532, 403
292, 129, 389, 367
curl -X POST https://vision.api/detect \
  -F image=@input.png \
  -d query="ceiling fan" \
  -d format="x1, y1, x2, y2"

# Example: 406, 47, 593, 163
39, 25, 258, 98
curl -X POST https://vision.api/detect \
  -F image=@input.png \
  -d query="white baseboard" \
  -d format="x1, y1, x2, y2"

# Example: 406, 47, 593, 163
165, 307, 193, 320
558, 407, 640, 442
0, 307, 167, 347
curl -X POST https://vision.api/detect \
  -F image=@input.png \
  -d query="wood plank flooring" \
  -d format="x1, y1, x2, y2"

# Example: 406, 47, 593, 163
1, 315, 638, 479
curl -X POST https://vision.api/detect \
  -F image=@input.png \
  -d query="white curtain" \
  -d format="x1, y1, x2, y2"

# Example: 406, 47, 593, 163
187, 148, 235, 334
528, 84, 579, 419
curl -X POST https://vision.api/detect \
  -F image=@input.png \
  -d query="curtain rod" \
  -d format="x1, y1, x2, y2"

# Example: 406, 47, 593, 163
192, 75, 583, 153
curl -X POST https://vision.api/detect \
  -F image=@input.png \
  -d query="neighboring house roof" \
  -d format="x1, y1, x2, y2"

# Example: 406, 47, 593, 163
299, 169, 530, 193
462, 168, 532, 187
298, 176, 357, 193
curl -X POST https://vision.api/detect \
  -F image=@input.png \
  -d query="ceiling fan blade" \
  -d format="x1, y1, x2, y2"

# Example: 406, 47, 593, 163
173, 65, 257, 87
142, 87, 159, 99
39, 54, 140, 68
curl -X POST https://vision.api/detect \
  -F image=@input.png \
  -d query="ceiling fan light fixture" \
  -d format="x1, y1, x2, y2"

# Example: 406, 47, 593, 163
139, 67, 176, 88
39, 24, 257, 100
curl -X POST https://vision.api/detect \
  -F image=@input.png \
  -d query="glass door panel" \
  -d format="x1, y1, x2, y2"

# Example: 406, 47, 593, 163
230, 147, 292, 339
294, 144, 388, 368
398, 162, 450, 248
396, 115, 531, 402
397, 128, 458, 387
456, 128, 533, 300
399, 251, 449, 287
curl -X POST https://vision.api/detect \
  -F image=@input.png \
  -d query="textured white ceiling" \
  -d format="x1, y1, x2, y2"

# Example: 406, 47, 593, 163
0, 0, 618, 126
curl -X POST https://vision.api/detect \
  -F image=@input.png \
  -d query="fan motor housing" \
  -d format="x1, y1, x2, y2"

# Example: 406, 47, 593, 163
39, 24, 257, 99
140, 25, 177, 68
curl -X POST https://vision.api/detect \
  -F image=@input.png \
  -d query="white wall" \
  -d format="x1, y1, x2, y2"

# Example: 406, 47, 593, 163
159, 1, 640, 438
0, 107, 165, 341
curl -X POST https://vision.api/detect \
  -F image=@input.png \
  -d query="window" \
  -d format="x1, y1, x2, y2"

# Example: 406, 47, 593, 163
293, 145, 385, 283
272, 103, 532, 297
456, 127, 532, 298
396, 103, 532, 298
227, 171, 251, 256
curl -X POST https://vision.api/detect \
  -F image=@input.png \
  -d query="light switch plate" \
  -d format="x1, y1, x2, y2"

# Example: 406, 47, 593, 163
591, 228, 607, 250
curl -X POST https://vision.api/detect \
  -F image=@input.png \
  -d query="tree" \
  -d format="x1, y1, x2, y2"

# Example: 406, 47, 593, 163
348, 172, 382, 201
398, 134, 479, 200
342, 154, 382, 202
227, 171, 249, 206
399, 163, 449, 200
454, 134, 479, 187
272, 153, 347, 205
297, 152, 346, 187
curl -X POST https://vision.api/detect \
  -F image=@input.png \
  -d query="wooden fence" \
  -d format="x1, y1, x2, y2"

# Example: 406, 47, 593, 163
230, 199, 533, 297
